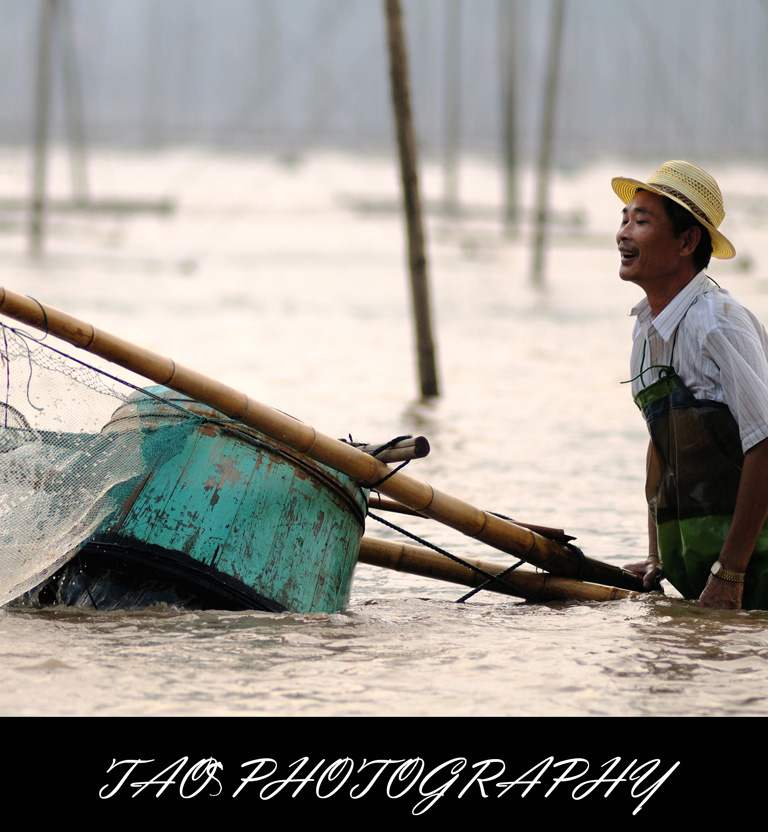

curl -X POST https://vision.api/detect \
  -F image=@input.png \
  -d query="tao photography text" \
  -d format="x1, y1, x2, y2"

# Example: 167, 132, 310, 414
98, 754, 680, 815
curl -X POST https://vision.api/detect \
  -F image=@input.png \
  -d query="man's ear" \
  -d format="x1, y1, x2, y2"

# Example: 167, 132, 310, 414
680, 225, 702, 256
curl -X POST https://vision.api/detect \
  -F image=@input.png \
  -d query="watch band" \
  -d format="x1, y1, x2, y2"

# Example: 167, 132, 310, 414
711, 560, 746, 583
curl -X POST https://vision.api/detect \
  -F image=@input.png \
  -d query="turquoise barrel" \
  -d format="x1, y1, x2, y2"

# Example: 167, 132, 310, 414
98, 388, 368, 613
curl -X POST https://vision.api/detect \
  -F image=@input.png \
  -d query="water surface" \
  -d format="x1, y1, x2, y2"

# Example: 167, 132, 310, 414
2, 149, 768, 721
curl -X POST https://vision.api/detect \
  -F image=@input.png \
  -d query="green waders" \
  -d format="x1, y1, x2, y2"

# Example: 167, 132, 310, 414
636, 370, 768, 608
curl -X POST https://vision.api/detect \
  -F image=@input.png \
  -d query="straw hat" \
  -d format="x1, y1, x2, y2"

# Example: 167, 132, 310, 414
612, 160, 735, 259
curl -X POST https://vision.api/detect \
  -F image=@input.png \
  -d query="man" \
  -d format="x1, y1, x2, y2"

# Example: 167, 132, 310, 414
614, 160, 768, 610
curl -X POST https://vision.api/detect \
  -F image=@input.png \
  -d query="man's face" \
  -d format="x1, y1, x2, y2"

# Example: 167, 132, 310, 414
616, 190, 684, 288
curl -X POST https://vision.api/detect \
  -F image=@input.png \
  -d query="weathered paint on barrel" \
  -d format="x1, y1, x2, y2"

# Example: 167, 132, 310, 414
99, 389, 368, 612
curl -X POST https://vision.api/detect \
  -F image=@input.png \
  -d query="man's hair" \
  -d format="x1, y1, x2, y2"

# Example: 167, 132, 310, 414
659, 194, 713, 272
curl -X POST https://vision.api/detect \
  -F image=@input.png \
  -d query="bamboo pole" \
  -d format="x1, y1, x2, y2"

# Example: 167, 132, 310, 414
0, 285, 642, 593
367, 493, 574, 543
384, 0, 440, 400
358, 536, 639, 603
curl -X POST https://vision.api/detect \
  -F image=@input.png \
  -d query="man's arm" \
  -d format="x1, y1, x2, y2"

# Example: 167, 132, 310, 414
698, 436, 768, 609
624, 440, 663, 591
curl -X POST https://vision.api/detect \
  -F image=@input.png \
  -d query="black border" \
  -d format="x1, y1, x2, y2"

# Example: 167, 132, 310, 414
7, 717, 734, 823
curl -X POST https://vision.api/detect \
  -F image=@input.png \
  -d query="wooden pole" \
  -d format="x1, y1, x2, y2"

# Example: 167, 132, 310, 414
355, 436, 430, 463
60, 0, 89, 205
142, 2, 164, 147
29, 0, 58, 257
384, 0, 441, 400
498, 0, 519, 234
0, 285, 643, 593
443, 0, 461, 216
358, 536, 639, 603
531, 0, 566, 286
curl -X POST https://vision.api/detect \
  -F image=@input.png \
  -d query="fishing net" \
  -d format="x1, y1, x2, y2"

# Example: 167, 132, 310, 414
0, 323, 199, 608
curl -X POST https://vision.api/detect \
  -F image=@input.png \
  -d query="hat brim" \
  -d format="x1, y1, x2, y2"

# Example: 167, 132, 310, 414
612, 176, 735, 260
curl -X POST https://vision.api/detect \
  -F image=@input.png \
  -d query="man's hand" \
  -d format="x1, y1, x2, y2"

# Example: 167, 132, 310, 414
700, 437, 768, 610
698, 574, 743, 609
628, 500, 665, 592
624, 557, 663, 592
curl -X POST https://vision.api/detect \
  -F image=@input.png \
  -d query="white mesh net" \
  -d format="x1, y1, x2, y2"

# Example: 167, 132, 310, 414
0, 324, 195, 607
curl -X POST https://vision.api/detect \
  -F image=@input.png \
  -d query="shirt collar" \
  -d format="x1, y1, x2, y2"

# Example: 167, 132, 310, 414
628, 271, 709, 342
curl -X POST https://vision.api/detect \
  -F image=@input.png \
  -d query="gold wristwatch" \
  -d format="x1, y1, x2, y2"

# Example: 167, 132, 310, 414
710, 560, 746, 583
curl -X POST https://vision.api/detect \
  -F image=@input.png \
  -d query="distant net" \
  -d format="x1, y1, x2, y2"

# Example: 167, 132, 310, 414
0, 323, 199, 607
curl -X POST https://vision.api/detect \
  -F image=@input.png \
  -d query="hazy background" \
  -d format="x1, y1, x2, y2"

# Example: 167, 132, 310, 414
1, 0, 766, 161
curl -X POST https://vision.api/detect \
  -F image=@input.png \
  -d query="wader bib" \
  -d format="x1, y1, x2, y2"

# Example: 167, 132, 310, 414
635, 356, 768, 609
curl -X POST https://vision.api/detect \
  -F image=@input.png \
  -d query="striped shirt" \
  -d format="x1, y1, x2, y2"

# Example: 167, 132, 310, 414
629, 271, 768, 452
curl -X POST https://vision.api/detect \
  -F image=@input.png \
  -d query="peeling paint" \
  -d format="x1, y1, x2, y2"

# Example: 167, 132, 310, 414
110, 412, 366, 612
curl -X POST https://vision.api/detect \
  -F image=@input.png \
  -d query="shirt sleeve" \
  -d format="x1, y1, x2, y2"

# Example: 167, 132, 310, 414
704, 317, 768, 452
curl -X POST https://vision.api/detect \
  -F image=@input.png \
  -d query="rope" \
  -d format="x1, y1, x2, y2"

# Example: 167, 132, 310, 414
75, 551, 99, 610
366, 508, 536, 602
565, 542, 587, 580
342, 434, 413, 488
4, 325, 204, 419
1, 324, 9, 428
489, 508, 588, 580
343, 434, 413, 455
455, 560, 527, 603
366, 504, 588, 601
13, 296, 51, 343
5, 325, 46, 413
367, 460, 410, 488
